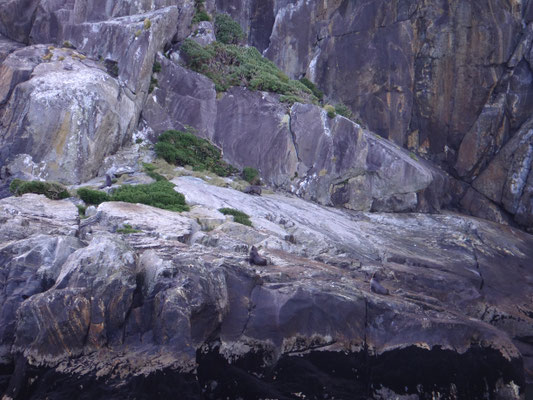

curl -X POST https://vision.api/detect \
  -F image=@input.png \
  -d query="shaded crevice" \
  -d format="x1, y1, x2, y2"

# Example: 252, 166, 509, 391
287, 108, 302, 164
240, 282, 259, 337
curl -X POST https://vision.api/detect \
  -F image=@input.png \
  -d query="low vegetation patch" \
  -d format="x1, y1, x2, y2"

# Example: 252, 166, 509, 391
155, 130, 237, 177
116, 224, 142, 234
77, 187, 110, 205
334, 103, 352, 119
77, 205, 87, 218
142, 163, 167, 182
324, 104, 336, 119
76, 179, 189, 213
242, 167, 260, 185
111, 180, 189, 212
219, 207, 252, 226
299, 77, 323, 101
192, 0, 211, 24
9, 179, 70, 200
181, 39, 317, 103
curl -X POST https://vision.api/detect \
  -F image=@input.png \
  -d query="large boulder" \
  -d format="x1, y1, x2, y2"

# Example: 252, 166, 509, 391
0, 46, 136, 184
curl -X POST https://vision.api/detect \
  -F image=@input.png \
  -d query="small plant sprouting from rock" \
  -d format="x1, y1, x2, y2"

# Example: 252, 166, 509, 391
9, 179, 70, 200
135, 138, 143, 144
155, 129, 237, 177
242, 167, 260, 185
299, 77, 324, 101
116, 224, 142, 234
142, 162, 167, 182
409, 152, 419, 161
77, 188, 110, 205
324, 104, 336, 119
143, 18, 151, 30
77, 205, 87, 219
334, 103, 353, 119
192, 0, 211, 24
149, 77, 158, 93
152, 61, 162, 73
214, 13, 245, 45
219, 208, 252, 226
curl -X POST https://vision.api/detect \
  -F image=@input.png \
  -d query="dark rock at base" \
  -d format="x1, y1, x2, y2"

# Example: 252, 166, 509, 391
243, 185, 262, 195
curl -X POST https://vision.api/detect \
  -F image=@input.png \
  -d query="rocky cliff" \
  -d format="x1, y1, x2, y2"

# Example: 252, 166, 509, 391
0, 0, 532, 399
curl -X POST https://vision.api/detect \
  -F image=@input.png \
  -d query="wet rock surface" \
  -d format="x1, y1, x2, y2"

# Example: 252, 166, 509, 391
0, 180, 531, 399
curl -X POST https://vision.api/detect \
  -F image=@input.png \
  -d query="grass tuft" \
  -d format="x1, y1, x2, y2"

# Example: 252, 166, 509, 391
219, 207, 252, 226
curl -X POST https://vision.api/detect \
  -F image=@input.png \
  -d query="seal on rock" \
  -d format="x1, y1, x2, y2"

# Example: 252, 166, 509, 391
370, 272, 389, 295
249, 246, 267, 266
243, 185, 262, 196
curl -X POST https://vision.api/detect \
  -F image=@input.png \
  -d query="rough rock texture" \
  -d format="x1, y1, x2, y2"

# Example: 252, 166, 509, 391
0, 46, 136, 184
0, 182, 532, 399
215, 0, 533, 229
146, 80, 434, 212
0, 2, 192, 187
142, 54, 217, 141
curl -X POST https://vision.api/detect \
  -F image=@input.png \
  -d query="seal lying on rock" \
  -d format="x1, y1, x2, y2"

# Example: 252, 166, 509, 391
243, 185, 262, 196
370, 272, 389, 295
249, 246, 267, 266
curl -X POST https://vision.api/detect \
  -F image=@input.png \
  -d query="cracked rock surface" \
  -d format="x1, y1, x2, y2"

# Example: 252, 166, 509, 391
0, 181, 532, 399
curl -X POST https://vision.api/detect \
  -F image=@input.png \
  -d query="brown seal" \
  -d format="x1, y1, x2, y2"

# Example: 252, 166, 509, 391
249, 246, 267, 266
243, 185, 262, 196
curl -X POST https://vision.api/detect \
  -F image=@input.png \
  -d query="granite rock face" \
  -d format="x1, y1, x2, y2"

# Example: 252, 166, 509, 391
215, 0, 533, 229
146, 78, 434, 212
0, 182, 532, 399
0, 46, 136, 184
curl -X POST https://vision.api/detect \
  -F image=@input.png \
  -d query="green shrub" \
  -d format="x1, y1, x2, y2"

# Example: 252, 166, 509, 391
111, 180, 189, 212
135, 138, 143, 144
180, 40, 317, 103
116, 224, 142, 234
242, 167, 260, 185
324, 104, 336, 119
299, 77, 323, 100
77, 205, 87, 218
219, 207, 252, 226
334, 103, 352, 119
149, 77, 158, 93
155, 130, 237, 177
77, 188, 110, 205
192, 10, 211, 24
280, 95, 304, 105
152, 61, 162, 73
9, 179, 70, 200
214, 14, 245, 44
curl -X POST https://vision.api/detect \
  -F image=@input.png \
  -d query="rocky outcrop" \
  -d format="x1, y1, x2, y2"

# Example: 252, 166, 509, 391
0, 180, 532, 399
142, 54, 217, 140
0, 46, 136, 184
144, 67, 434, 212
215, 0, 533, 229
